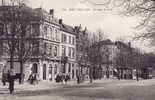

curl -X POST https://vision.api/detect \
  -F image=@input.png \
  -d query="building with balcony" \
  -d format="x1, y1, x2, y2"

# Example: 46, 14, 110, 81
0, 6, 77, 81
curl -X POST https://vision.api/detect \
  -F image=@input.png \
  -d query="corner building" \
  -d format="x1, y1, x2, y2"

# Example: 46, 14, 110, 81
0, 7, 77, 81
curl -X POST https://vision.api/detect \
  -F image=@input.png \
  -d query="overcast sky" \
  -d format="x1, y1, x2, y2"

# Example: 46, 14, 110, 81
27, 0, 154, 52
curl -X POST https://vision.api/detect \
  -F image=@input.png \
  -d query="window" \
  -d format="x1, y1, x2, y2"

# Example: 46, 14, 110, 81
54, 46, 58, 57
53, 28, 56, 40
44, 26, 48, 38
32, 42, 39, 55
62, 46, 66, 56
72, 48, 75, 58
68, 47, 71, 58
61, 34, 67, 43
47, 43, 50, 55
0, 23, 3, 36
49, 64, 52, 74
55, 29, 59, 41
49, 44, 53, 56
72, 37, 75, 45
54, 64, 57, 74
32, 63, 38, 73
69, 36, 71, 44
0, 42, 3, 55
32, 23, 40, 36
68, 63, 71, 73
44, 43, 47, 55
50, 27, 53, 40
62, 63, 66, 73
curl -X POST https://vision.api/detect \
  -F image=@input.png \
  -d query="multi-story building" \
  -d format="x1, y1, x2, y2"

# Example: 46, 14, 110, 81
0, 6, 77, 81
59, 19, 77, 79
91, 39, 132, 79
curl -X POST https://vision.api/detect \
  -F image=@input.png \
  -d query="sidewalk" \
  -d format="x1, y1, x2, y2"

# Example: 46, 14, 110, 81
0, 80, 80, 91
1, 78, 155, 92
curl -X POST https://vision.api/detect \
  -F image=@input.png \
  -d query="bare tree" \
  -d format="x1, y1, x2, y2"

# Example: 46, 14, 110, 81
75, 26, 91, 83
0, 0, 38, 84
110, 0, 155, 45
88, 29, 108, 82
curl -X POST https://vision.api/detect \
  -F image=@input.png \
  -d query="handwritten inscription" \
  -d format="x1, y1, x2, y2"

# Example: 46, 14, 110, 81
62, 8, 107, 12
79, 0, 111, 6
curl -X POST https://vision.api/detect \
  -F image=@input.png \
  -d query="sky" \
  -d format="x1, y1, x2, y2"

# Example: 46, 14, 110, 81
27, 0, 154, 52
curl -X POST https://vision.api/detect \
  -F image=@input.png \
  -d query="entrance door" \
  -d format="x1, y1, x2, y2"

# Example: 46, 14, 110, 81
43, 64, 46, 80
32, 63, 38, 73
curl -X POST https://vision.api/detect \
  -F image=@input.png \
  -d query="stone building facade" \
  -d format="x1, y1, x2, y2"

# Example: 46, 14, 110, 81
0, 6, 77, 81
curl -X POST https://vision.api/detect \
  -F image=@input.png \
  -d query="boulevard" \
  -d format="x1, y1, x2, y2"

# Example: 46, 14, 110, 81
0, 79, 155, 100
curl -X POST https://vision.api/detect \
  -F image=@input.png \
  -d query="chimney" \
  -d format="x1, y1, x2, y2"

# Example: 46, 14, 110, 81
74, 26, 78, 30
59, 19, 62, 24
49, 9, 54, 17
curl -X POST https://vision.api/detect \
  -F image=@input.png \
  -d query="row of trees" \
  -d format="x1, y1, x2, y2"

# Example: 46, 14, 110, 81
77, 25, 155, 82
76, 27, 110, 83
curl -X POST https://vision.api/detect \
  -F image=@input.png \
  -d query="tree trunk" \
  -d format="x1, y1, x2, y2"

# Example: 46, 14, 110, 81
89, 66, 93, 83
10, 51, 14, 69
19, 60, 24, 84
106, 66, 110, 79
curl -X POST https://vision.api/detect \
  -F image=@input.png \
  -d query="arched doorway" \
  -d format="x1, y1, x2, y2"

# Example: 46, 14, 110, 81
43, 64, 47, 80
32, 63, 38, 73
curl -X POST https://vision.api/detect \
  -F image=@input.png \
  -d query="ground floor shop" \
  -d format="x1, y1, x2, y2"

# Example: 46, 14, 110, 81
0, 58, 77, 82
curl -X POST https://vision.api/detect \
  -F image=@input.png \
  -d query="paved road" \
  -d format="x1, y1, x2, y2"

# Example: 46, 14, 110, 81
0, 79, 155, 100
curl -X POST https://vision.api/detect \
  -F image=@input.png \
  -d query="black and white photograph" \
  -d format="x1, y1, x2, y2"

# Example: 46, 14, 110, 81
0, 0, 155, 100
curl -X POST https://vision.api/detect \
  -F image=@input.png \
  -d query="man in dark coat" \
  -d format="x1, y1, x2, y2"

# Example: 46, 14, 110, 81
2, 66, 8, 86
8, 68, 15, 94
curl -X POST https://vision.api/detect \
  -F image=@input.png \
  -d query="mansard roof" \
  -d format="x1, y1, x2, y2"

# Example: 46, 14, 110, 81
60, 24, 76, 35
99, 39, 113, 45
115, 41, 131, 50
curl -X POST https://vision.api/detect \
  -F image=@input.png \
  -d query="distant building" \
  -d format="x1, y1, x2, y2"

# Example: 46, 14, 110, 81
91, 39, 133, 79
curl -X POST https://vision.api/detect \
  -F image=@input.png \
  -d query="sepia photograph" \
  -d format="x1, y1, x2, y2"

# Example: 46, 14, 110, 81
0, 0, 155, 100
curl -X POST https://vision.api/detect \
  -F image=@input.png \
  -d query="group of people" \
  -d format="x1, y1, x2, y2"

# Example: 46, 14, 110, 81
2, 66, 16, 94
55, 73, 70, 84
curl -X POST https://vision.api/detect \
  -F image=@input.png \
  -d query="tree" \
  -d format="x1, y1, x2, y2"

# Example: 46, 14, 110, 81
75, 26, 91, 83
114, 40, 133, 79
0, 0, 38, 84
88, 29, 108, 82
112, 0, 155, 45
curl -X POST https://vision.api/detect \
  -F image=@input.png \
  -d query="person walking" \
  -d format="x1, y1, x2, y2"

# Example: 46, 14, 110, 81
136, 72, 139, 82
2, 66, 8, 86
8, 68, 15, 94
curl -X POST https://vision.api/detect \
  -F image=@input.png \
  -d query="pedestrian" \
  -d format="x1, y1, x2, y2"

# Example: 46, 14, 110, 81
8, 68, 15, 94
136, 72, 139, 82
64, 74, 67, 84
2, 66, 8, 86
62, 74, 65, 84
77, 75, 80, 84
64, 74, 70, 84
